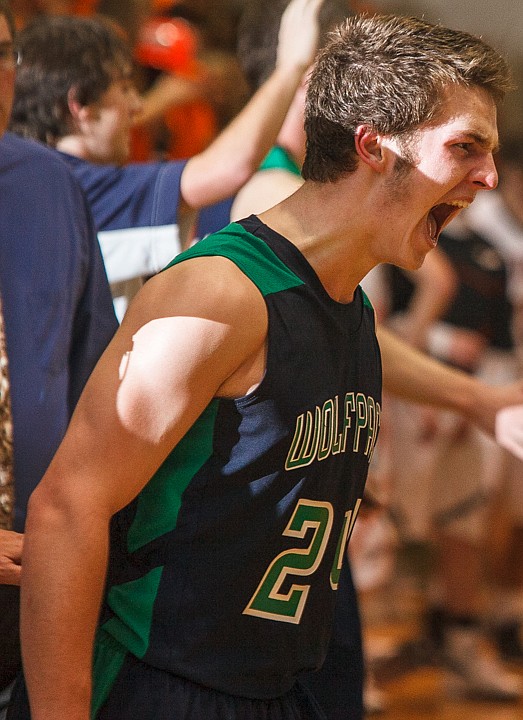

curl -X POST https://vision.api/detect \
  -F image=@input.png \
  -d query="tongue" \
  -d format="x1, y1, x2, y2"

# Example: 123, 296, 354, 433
427, 211, 438, 240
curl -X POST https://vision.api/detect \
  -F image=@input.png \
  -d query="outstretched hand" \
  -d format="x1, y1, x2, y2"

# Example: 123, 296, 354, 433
470, 377, 523, 459
0, 529, 23, 585
496, 404, 523, 461
276, 0, 325, 75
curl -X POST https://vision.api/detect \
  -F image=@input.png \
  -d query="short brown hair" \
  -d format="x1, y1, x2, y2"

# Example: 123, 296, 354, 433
303, 14, 512, 183
9, 14, 133, 145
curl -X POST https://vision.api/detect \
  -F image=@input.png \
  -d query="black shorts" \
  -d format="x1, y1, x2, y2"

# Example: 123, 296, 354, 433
7, 655, 326, 720
98, 653, 326, 720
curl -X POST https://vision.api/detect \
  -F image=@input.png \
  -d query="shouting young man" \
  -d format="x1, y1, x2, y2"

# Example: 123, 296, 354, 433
13, 13, 513, 720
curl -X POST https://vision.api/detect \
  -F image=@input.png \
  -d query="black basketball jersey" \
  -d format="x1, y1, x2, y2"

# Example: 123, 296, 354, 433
94, 216, 382, 703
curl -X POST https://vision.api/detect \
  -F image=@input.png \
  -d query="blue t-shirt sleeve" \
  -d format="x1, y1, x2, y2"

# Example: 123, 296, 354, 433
150, 160, 187, 227
65, 156, 188, 232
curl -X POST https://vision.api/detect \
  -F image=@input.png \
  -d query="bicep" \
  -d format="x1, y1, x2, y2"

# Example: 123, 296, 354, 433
38, 260, 267, 519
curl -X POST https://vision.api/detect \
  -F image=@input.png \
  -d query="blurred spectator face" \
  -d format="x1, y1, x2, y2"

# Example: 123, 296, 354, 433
0, 13, 15, 135
81, 72, 143, 164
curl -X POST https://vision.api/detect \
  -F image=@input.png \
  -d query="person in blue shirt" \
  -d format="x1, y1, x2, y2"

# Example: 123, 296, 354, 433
0, 131, 118, 532
0, 0, 117, 713
9, 2, 324, 319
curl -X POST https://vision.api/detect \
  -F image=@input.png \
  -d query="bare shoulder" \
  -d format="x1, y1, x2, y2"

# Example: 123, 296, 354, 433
117, 255, 269, 397
130, 254, 267, 335
231, 169, 303, 221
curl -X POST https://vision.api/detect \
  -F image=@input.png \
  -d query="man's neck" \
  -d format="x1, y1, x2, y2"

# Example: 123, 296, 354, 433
55, 135, 88, 160
55, 135, 116, 165
258, 179, 380, 304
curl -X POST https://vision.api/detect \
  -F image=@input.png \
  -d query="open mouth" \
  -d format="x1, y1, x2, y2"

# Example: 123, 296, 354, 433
427, 200, 470, 243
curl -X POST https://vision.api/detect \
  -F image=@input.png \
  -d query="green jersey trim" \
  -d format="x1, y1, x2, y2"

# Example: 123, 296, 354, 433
101, 566, 164, 659
164, 223, 305, 297
127, 400, 219, 553
259, 146, 301, 177
96, 404, 220, 670
91, 630, 128, 719
361, 289, 374, 310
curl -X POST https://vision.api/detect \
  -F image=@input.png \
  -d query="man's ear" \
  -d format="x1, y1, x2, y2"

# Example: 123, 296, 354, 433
354, 125, 386, 172
67, 87, 95, 128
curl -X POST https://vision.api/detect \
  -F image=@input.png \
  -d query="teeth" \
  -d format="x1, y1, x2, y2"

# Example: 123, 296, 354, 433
427, 213, 438, 240
447, 200, 470, 208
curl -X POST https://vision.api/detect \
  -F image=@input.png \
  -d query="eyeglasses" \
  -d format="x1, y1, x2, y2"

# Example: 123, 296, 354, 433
0, 45, 21, 71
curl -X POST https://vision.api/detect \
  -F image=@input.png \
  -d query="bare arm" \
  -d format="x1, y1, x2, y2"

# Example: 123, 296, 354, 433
180, 0, 324, 209
231, 168, 304, 221
21, 258, 268, 720
0, 529, 23, 585
378, 324, 523, 438
135, 73, 202, 128
389, 249, 458, 349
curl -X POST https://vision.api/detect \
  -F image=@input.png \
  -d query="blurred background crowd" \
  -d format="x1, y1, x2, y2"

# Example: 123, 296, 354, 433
12, 1, 523, 151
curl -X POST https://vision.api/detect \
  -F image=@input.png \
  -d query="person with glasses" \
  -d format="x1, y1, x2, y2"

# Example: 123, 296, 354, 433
0, 1, 117, 716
